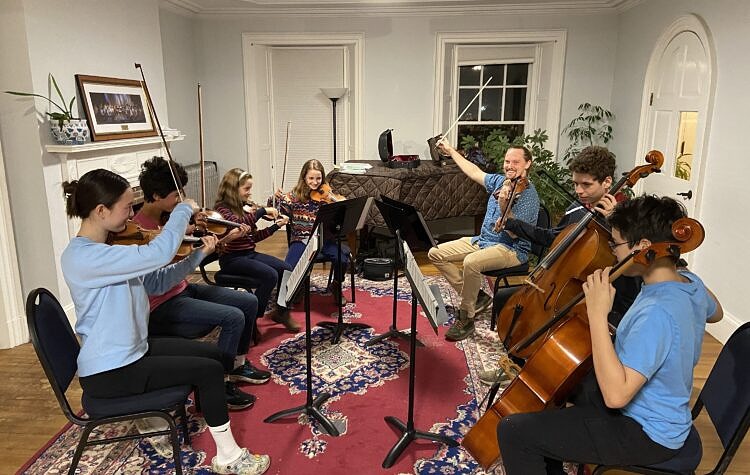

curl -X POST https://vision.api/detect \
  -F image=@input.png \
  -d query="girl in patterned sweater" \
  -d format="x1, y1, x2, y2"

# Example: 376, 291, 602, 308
274, 159, 350, 305
215, 168, 300, 332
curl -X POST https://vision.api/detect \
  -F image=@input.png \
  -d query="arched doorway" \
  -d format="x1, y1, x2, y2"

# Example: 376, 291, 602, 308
637, 15, 715, 220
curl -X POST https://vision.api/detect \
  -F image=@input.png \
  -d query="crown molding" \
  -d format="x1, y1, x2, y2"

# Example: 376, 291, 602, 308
160, 0, 645, 17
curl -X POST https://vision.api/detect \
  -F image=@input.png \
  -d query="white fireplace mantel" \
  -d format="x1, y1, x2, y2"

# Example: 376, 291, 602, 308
46, 133, 185, 238
46, 133, 185, 159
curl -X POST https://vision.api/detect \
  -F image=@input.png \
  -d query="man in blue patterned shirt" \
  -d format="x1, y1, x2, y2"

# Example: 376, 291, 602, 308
429, 140, 540, 341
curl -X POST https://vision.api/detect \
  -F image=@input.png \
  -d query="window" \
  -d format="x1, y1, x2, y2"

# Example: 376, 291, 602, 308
456, 62, 530, 148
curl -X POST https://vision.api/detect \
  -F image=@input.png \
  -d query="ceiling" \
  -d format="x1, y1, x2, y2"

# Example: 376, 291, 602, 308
162, 0, 643, 16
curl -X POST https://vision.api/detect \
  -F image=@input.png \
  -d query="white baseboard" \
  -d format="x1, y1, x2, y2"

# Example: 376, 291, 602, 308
2, 312, 28, 348
706, 309, 743, 344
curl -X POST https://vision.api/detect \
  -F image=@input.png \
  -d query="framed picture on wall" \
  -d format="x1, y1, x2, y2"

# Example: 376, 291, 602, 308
75, 74, 157, 141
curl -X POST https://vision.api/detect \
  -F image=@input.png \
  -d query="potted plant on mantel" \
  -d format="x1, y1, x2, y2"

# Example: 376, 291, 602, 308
4, 73, 90, 145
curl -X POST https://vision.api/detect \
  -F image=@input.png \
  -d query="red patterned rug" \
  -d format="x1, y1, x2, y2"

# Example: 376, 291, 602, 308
17, 273, 576, 474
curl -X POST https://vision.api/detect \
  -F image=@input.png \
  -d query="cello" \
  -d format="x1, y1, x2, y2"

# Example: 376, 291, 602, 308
463, 216, 706, 469
496, 150, 664, 360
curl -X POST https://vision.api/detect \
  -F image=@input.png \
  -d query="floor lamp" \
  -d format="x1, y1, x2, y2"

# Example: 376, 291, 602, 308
321, 88, 348, 165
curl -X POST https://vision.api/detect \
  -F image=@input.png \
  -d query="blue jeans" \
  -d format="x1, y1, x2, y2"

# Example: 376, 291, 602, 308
149, 283, 258, 371
219, 250, 292, 317
286, 239, 350, 282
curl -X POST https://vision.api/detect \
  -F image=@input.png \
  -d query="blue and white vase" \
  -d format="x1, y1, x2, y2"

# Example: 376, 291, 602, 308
50, 119, 90, 145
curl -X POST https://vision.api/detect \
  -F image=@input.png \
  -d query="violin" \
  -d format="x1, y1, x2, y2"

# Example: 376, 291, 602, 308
463, 216, 705, 469
493, 176, 529, 232
108, 221, 203, 261
310, 183, 345, 203
198, 210, 244, 235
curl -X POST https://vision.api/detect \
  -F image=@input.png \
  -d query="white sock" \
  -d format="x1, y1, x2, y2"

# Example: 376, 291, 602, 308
209, 421, 243, 464
234, 355, 246, 369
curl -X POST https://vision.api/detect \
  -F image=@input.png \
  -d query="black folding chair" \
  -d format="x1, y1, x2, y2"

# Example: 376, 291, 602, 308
26, 288, 191, 475
593, 321, 750, 475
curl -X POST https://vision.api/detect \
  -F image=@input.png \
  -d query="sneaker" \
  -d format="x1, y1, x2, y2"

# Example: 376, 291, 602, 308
475, 292, 493, 314
212, 447, 270, 475
225, 382, 256, 410
445, 310, 475, 341
478, 368, 513, 386
270, 308, 301, 332
135, 418, 174, 458
229, 361, 271, 385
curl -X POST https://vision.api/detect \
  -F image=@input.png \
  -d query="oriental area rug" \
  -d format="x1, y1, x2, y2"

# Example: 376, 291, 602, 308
17, 274, 578, 475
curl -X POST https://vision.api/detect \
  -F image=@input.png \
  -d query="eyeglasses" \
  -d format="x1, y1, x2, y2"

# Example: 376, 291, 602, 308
608, 240, 636, 251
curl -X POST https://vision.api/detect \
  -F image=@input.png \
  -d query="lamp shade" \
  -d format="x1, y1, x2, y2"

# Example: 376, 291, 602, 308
321, 87, 348, 100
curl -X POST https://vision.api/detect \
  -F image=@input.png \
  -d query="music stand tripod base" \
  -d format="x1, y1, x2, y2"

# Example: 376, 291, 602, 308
319, 319, 370, 345
381, 298, 457, 468
264, 274, 340, 437
382, 416, 458, 468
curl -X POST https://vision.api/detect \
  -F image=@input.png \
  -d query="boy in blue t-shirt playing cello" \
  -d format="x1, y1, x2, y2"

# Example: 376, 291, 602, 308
497, 195, 723, 474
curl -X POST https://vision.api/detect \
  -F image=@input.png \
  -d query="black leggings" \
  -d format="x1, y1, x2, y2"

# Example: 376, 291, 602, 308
497, 373, 678, 474
80, 338, 228, 426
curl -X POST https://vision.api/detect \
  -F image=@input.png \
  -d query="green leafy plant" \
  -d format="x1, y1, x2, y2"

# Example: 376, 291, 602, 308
462, 127, 573, 221
675, 154, 692, 181
4, 73, 77, 126
561, 103, 614, 165
522, 129, 573, 221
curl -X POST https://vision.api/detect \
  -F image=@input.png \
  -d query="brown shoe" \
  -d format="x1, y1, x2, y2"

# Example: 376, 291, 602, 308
271, 308, 301, 332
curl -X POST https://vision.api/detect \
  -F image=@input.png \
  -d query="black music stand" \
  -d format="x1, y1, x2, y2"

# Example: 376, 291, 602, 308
264, 229, 340, 436
314, 196, 374, 344
367, 196, 437, 347
382, 238, 456, 468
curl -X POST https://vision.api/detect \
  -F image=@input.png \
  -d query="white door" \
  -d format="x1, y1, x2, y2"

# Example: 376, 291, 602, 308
269, 47, 347, 189
245, 45, 347, 201
640, 26, 712, 218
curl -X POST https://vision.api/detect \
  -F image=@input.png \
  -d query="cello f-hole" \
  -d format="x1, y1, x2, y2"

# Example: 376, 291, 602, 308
543, 282, 556, 310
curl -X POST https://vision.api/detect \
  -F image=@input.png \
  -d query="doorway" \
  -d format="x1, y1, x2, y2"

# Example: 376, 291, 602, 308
242, 33, 363, 201
637, 15, 715, 219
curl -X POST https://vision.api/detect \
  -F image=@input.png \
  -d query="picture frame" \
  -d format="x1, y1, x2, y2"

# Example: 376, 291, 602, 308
75, 74, 157, 141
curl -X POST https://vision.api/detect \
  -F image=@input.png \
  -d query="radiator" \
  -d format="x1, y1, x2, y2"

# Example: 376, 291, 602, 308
183, 161, 219, 206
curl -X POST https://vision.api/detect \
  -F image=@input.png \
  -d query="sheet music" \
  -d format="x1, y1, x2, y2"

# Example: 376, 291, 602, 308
402, 241, 446, 331
283, 231, 320, 299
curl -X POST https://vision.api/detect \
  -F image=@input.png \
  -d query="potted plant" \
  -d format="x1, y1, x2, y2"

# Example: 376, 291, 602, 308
560, 103, 614, 165
4, 73, 89, 145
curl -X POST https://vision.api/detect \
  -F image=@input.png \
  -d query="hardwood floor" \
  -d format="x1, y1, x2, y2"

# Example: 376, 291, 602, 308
1, 233, 746, 474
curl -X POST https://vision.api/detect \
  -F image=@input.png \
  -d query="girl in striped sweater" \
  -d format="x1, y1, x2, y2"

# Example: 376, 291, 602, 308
275, 159, 350, 305
215, 168, 300, 332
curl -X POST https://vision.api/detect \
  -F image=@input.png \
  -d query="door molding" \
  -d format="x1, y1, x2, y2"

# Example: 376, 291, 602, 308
0, 137, 26, 348
241, 33, 363, 189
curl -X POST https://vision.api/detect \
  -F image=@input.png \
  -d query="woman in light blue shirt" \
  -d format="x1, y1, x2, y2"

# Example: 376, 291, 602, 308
61, 169, 269, 475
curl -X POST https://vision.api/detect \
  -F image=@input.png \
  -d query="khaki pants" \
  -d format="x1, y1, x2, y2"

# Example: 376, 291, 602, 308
427, 237, 521, 318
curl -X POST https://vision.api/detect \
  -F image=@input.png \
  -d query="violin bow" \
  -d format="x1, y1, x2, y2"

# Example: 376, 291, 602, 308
135, 63, 184, 202
197, 83, 206, 209
440, 76, 493, 140
280, 121, 291, 201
